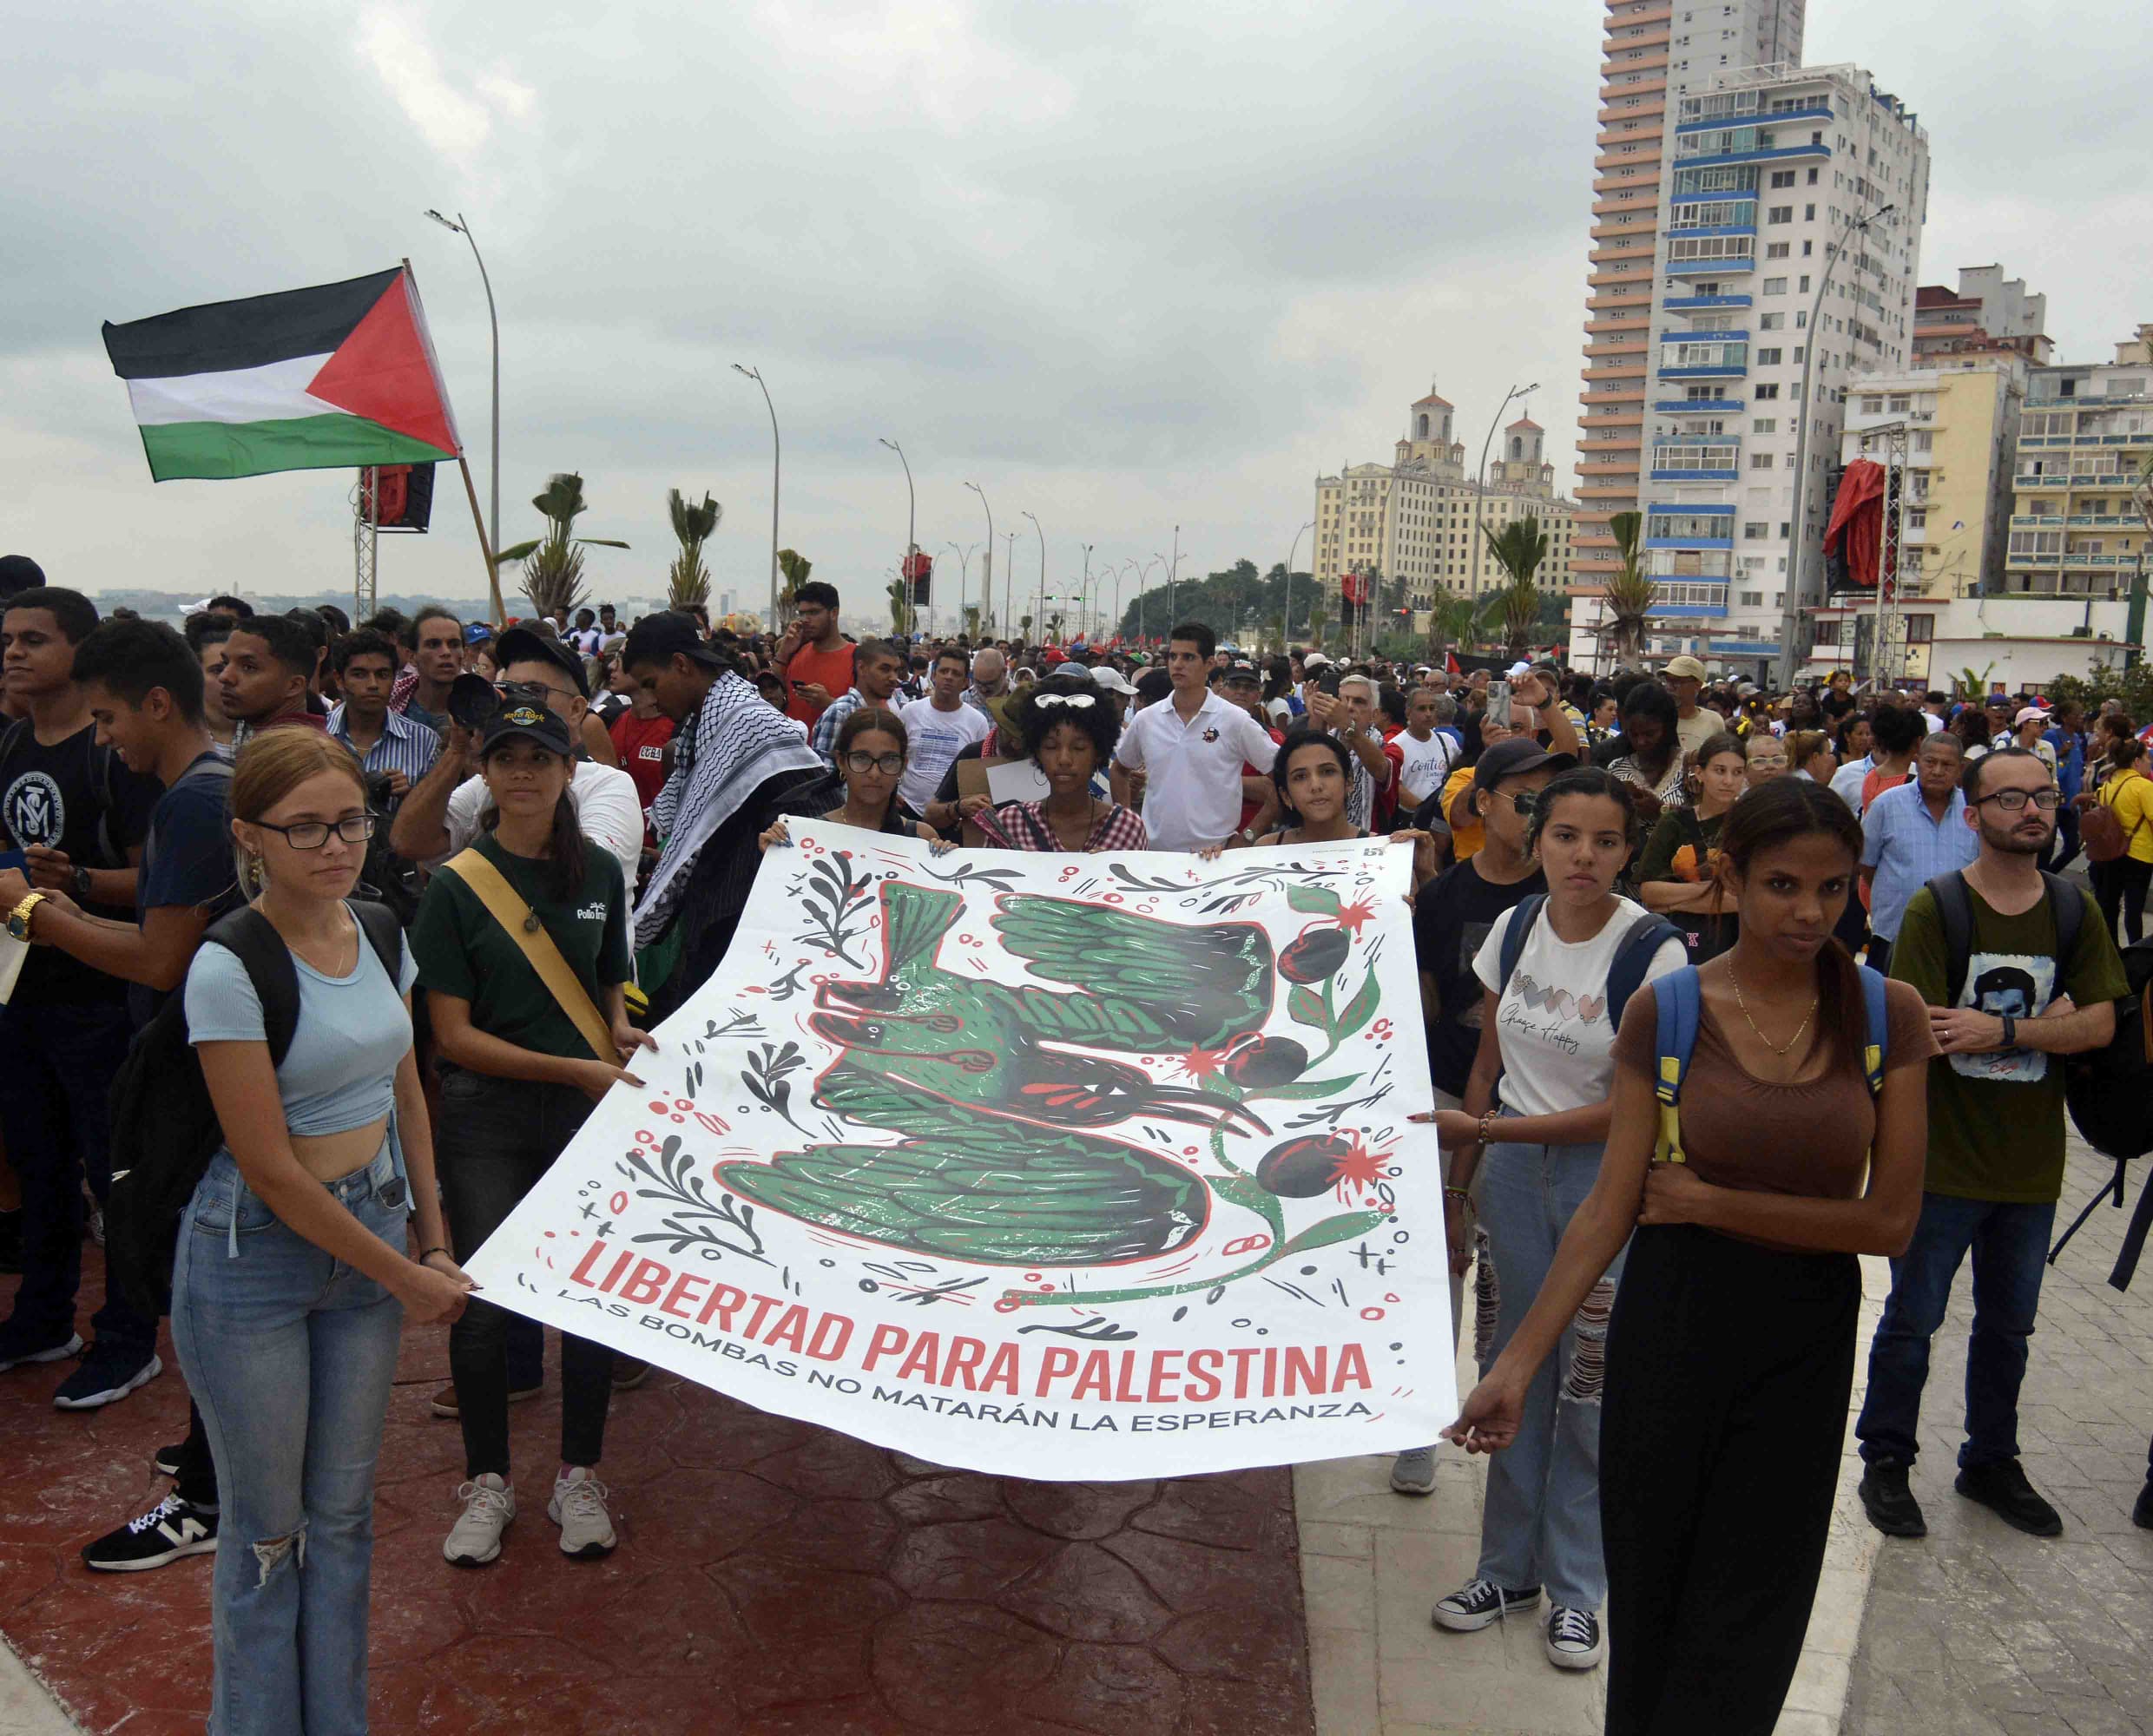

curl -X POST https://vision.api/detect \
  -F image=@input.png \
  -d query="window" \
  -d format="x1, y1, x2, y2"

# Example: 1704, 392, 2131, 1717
1750, 452, 1774, 469
1741, 590, 1765, 607
1887, 394, 1910, 412
1799, 275, 1811, 293
1743, 522, 1768, 539
1794, 346, 1806, 364
1769, 170, 1796, 188
1760, 312, 1784, 329
1768, 205, 1794, 223
1767, 242, 1791, 260
1807, 168, 1820, 184
1755, 384, 1780, 399
1753, 418, 1777, 433
1860, 396, 1883, 413
1762, 276, 1788, 294
1804, 203, 1816, 220
1757, 347, 1782, 365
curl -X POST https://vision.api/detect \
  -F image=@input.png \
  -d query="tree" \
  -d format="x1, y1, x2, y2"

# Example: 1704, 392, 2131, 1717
776, 549, 813, 613
1422, 593, 1478, 662
495, 473, 629, 621
1476, 515, 1549, 660
1113, 556, 1317, 647
885, 575, 909, 635
665, 489, 722, 611
1591, 509, 1656, 672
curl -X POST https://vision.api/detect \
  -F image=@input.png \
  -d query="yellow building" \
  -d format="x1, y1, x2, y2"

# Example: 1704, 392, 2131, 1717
1312, 384, 1578, 638
2005, 324, 2153, 599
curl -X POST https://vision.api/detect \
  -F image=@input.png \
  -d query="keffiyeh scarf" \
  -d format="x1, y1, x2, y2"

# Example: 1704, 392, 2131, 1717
634, 671, 821, 946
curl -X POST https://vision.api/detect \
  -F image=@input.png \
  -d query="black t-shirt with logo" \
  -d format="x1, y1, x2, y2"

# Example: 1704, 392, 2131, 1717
1413, 854, 1546, 1099
0, 720, 161, 1006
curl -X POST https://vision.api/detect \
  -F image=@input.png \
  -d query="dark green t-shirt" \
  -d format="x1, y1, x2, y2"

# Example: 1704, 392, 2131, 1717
410, 831, 632, 1063
1889, 878, 2127, 1204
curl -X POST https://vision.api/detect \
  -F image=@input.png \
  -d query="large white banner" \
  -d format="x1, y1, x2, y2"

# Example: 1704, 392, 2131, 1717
465, 825, 1451, 1478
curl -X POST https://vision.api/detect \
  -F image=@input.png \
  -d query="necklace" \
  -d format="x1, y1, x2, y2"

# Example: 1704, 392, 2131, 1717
1728, 960, 1817, 1057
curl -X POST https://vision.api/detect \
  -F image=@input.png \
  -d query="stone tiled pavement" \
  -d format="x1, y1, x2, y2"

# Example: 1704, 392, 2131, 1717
1845, 1140, 2153, 1736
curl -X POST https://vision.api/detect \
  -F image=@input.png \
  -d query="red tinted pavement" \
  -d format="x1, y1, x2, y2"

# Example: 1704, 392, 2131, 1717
0, 1253, 1315, 1734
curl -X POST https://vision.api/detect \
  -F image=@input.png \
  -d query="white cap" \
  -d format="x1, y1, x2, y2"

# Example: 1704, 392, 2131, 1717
1090, 664, 1136, 695
1302, 652, 1332, 670
2014, 706, 2047, 726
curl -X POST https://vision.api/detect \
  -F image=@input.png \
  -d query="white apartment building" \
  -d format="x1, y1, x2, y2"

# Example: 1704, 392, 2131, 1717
1570, 60, 1930, 681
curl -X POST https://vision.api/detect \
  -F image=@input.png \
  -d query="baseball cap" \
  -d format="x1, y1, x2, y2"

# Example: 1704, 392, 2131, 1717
1663, 655, 1708, 681
492, 624, 589, 698
464, 621, 494, 644
1090, 664, 1136, 695
621, 610, 726, 679
1472, 737, 1577, 791
0, 555, 47, 592
1223, 661, 1261, 686
478, 690, 574, 758
1302, 652, 1332, 671
2014, 706, 2048, 726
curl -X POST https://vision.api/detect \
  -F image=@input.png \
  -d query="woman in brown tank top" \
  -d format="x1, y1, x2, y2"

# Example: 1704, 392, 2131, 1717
1445, 777, 1937, 1735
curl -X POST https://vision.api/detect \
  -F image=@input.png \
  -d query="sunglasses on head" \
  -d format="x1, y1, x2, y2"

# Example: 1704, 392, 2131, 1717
1033, 694, 1097, 711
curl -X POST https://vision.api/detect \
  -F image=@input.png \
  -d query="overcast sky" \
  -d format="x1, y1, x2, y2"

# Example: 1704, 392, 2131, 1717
6, 1, 2147, 626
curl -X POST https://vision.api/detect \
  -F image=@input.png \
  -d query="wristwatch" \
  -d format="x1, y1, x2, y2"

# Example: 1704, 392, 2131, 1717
71, 865, 92, 901
6, 892, 47, 942
2000, 1015, 2018, 1049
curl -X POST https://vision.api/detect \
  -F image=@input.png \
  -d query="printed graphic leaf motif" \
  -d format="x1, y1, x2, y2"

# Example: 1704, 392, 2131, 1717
1279, 1208, 1389, 1257
1287, 985, 1328, 1031
1248, 1073, 1360, 1102
1205, 1172, 1285, 1235
1287, 883, 1343, 917
1333, 973, 1380, 1041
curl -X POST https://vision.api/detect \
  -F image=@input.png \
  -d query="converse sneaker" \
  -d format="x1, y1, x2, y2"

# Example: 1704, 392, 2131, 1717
54, 1346, 161, 1410
0, 1322, 82, 1372
82, 1494, 219, 1573
1544, 1605, 1604, 1670
1389, 1447, 1437, 1496
1858, 1459, 1926, 1537
429, 1380, 541, 1419
443, 1475, 515, 1567
153, 1442, 186, 1478
1432, 1577, 1542, 1632
549, 1467, 616, 1560
1956, 1460, 2063, 1538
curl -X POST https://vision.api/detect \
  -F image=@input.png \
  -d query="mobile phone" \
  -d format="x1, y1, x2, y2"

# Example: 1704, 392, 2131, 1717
1317, 674, 1341, 698
1486, 681, 1513, 729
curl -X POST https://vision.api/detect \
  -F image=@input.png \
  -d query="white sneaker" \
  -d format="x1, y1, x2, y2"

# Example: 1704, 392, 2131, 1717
549, 1467, 616, 1559
444, 1474, 514, 1567
1544, 1604, 1604, 1669
1390, 1447, 1437, 1496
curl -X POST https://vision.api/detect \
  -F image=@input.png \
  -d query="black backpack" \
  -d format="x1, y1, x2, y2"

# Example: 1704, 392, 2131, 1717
1922, 869, 2087, 1008
104, 899, 403, 1317
2066, 937, 2153, 1162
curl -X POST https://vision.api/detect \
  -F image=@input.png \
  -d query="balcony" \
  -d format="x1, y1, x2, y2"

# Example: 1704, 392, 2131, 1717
1649, 440, 1741, 482
1653, 397, 1743, 414
1643, 582, 1730, 618
1664, 242, 1755, 278
1675, 102, 1834, 135
1662, 293, 1751, 311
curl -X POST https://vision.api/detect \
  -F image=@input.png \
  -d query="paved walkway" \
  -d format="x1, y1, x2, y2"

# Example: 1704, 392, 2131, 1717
1845, 1139, 2153, 1736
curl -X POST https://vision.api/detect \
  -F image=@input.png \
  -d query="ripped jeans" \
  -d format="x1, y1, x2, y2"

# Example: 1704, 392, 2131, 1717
171, 1142, 409, 1736
1472, 1134, 1629, 1612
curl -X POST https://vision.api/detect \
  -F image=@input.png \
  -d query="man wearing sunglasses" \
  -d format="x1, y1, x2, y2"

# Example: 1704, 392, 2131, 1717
1858, 746, 2127, 1542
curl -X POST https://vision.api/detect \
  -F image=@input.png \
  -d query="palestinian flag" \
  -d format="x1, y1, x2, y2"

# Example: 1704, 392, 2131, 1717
102, 268, 460, 482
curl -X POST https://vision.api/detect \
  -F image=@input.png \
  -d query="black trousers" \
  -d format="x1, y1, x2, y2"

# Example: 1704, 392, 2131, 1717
2097, 855, 2152, 946
1600, 1225, 1860, 1736
438, 1072, 612, 1479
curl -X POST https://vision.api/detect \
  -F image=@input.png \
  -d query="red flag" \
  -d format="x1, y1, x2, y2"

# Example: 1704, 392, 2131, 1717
1445, 652, 1462, 675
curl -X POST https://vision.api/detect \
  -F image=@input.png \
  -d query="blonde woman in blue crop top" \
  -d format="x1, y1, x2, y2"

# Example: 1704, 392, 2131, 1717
172, 731, 471, 1736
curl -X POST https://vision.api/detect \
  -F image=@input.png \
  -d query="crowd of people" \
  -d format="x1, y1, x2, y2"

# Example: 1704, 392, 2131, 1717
0, 546, 2149, 1734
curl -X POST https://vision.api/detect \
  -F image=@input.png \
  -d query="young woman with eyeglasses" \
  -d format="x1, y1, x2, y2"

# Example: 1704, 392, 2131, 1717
757, 707, 940, 851
971, 674, 1149, 852
174, 730, 470, 1735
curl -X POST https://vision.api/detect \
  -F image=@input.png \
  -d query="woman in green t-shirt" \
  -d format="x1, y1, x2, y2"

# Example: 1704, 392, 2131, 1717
409, 695, 652, 1571
1635, 732, 1746, 963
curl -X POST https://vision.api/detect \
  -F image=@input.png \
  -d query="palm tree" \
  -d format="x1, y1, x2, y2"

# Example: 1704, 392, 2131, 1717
1591, 510, 1656, 672
1477, 514, 1549, 660
1423, 592, 1478, 664
776, 549, 813, 613
664, 489, 722, 611
494, 473, 629, 621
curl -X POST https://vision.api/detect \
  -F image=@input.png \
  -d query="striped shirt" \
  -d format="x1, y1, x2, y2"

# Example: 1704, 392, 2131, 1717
326, 701, 441, 792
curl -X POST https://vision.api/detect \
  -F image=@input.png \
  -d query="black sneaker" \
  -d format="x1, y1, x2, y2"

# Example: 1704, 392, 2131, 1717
82, 1495, 219, 1572
153, 1441, 187, 1478
1956, 1460, 2063, 1538
0, 1321, 83, 1373
2133, 1479, 2152, 1531
1432, 1577, 1543, 1632
1858, 1460, 1927, 1537
1544, 1604, 1604, 1670
54, 1346, 161, 1410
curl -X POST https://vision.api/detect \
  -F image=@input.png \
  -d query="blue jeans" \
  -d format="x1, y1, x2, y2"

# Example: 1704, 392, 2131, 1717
0, 998, 156, 1358
1856, 1191, 2055, 1470
1472, 1134, 1628, 1610
172, 1141, 410, 1736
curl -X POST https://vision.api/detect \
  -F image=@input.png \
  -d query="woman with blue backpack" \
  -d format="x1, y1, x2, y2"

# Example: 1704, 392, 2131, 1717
1428, 766, 1687, 1673
1446, 777, 1934, 1733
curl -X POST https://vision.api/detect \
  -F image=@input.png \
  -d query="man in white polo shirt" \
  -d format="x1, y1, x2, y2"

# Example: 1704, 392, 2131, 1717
1111, 621, 1280, 852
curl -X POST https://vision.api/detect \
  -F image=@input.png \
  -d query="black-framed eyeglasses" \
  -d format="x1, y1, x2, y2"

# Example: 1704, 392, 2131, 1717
254, 814, 376, 850
1973, 787, 2062, 812
844, 751, 905, 777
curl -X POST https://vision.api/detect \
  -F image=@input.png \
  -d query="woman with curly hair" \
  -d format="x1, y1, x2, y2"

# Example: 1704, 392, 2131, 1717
971, 675, 1149, 852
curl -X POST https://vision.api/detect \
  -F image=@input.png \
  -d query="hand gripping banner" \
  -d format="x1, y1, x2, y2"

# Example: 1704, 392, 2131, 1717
464, 826, 1452, 1478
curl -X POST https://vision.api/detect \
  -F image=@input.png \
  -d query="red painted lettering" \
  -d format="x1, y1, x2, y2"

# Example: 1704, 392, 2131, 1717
1036, 1347, 1077, 1395
658, 1271, 710, 1321
695, 1282, 747, 1328
617, 1258, 670, 1306
1146, 1351, 1183, 1404
862, 1324, 910, 1372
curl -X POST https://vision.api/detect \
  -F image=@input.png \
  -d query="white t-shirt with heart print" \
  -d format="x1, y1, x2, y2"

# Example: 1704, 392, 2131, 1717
1472, 897, 1686, 1121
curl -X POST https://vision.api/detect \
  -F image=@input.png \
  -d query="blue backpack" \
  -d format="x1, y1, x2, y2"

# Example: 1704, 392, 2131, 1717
1649, 963, 1892, 1165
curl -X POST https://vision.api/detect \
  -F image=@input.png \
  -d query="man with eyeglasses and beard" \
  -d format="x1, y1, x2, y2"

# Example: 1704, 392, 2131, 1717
1856, 747, 2127, 1542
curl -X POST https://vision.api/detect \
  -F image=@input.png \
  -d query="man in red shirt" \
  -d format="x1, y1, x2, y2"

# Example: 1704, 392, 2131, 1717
609, 683, 675, 857
772, 582, 855, 729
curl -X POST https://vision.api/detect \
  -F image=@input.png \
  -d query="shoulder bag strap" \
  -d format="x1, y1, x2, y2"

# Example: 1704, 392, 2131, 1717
438, 849, 616, 1064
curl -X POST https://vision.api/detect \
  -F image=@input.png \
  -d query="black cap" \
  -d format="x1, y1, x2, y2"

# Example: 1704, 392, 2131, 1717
622, 610, 726, 674
478, 692, 574, 758
1472, 737, 1577, 791
493, 624, 588, 698
1223, 661, 1261, 686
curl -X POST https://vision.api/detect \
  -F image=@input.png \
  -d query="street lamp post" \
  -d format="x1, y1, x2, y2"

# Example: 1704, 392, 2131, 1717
1285, 517, 1314, 652
1775, 201, 1897, 691
879, 437, 915, 638
1468, 381, 1539, 607
945, 542, 978, 632
1002, 530, 1018, 637
1169, 523, 1180, 623
1023, 511, 1044, 642
964, 481, 994, 635
422, 208, 501, 618
1151, 555, 1170, 646
731, 363, 780, 631
1080, 542, 1094, 642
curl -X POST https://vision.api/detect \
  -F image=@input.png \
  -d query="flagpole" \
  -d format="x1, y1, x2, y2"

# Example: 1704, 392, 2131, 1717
402, 258, 503, 622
